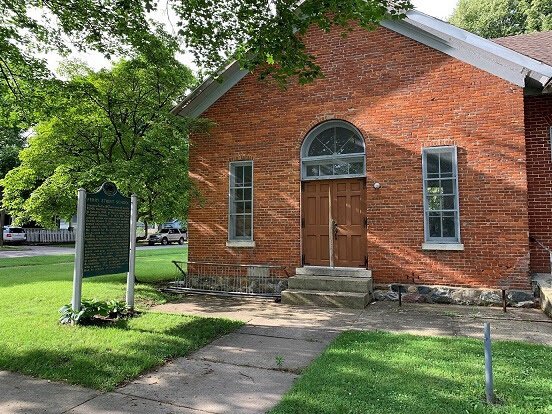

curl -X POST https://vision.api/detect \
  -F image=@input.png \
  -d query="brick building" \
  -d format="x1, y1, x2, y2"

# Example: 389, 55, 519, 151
173, 11, 552, 306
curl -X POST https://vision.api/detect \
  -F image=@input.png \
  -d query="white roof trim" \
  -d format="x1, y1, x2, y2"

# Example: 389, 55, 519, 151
173, 9, 552, 118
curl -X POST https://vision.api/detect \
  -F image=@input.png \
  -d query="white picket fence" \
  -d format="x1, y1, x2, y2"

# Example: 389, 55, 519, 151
24, 228, 75, 244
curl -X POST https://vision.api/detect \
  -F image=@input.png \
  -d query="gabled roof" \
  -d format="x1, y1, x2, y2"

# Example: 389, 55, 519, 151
494, 31, 552, 67
173, 10, 552, 118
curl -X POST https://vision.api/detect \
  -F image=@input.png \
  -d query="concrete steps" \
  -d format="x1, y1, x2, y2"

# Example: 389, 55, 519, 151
282, 267, 373, 309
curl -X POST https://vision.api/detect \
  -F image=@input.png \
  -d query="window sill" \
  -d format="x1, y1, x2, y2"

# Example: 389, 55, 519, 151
422, 243, 464, 251
226, 240, 256, 248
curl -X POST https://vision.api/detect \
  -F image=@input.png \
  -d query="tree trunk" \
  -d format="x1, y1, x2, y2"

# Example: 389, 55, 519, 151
0, 210, 5, 248
144, 221, 148, 239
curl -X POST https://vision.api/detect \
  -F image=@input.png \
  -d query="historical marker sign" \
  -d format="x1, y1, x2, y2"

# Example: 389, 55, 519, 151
83, 182, 131, 277
72, 182, 138, 313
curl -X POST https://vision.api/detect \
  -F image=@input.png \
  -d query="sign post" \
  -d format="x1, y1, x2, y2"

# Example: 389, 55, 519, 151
126, 194, 138, 309
71, 183, 134, 313
484, 322, 496, 404
72, 188, 87, 312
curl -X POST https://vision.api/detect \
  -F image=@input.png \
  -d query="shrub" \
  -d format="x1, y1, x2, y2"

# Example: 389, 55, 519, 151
59, 299, 132, 325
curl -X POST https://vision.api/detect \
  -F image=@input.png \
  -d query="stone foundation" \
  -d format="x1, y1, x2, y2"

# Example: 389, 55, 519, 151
373, 284, 537, 308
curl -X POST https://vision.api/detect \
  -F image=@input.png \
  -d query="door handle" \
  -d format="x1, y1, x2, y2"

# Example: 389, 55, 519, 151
332, 220, 338, 240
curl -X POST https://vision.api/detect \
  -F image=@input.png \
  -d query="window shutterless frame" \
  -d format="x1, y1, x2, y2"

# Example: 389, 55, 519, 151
228, 160, 254, 241
422, 146, 461, 243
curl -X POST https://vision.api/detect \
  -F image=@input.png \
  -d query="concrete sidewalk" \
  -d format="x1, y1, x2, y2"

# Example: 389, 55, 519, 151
2, 299, 552, 413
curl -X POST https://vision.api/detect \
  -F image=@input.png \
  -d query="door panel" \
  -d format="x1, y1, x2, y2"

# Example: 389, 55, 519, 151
302, 181, 330, 266
332, 179, 366, 267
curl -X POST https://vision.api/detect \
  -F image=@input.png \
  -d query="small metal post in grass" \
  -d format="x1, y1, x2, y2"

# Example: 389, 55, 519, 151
484, 322, 496, 404
501, 289, 507, 313
398, 286, 402, 307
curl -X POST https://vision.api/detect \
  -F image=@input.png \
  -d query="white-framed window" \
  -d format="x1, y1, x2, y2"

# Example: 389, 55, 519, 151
228, 161, 253, 241
422, 146, 461, 244
301, 120, 366, 181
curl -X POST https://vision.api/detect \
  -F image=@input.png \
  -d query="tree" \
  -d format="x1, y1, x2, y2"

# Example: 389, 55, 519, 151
1, 44, 205, 229
1, 0, 412, 101
449, 0, 552, 38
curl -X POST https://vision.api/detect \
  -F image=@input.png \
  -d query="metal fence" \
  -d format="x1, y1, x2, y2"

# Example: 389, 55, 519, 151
166, 261, 289, 298
24, 228, 75, 244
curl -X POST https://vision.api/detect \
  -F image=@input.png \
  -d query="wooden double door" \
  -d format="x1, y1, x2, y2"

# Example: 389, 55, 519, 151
302, 179, 367, 268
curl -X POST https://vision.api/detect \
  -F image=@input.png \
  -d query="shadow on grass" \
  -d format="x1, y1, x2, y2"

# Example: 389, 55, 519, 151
0, 313, 243, 391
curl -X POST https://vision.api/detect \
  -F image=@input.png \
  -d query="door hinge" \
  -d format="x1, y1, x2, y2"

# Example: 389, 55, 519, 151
301, 217, 305, 228
364, 255, 368, 268
364, 217, 368, 228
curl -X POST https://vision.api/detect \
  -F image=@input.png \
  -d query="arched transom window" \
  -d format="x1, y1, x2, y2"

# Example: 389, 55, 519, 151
301, 120, 366, 180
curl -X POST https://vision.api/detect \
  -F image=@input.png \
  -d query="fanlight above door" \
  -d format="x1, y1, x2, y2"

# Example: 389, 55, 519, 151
301, 120, 366, 181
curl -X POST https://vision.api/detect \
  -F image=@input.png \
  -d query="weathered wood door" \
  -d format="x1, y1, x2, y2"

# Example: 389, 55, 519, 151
302, 179, 366, 267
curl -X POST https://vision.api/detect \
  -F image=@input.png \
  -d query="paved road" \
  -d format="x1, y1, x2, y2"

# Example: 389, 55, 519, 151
1, 299, 551, 413
0, 243, 186, 259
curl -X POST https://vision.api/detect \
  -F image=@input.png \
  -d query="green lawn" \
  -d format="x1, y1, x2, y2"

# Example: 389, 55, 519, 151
0, 248, 243, 390
270, 331, 552, 414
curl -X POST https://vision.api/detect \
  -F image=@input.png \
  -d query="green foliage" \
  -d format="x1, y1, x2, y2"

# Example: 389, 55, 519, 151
1, 1, 412, 103
1, 45, 204, 227
176, 0, 412, 86
59, 299, 131, 325
0, 127, 25, 178
450, 0, 552, 38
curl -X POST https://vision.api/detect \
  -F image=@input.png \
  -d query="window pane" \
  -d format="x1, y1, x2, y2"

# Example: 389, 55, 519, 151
334, 162, 348, 175
235, 166, 244, 186
443, 195, 455, 210
235, 202, 245, 214
440, 152, 453, 175
306, 165, 319, 177
308, 129, 334, 156
426, 153, 439, 175
335, 128, 364, 154
442, 214, 456, 238
243, 165, 252, 186
427, 195, 441, 211
320, 164, 333, 176
235, 188, 244, 201
243, 188, 252, 201
244, 201, 252, 214
426, 180, 441, 194
429, 214, 441, 238
235, 215, 245, 237
349, 162, 364, 174
244, 216, 252, 237
441, 179, 454, 195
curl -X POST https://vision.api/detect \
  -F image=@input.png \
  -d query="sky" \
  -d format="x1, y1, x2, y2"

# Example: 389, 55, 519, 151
45, 0, 460, 75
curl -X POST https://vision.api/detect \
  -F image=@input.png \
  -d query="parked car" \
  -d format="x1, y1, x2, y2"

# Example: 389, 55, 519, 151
2, 226, 27, 244
148, 228, 187, 245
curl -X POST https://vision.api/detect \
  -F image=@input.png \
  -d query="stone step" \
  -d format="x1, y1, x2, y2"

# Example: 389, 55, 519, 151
288, 275, 373, 293
281, 289, 372, 309
296, 266, 372, 278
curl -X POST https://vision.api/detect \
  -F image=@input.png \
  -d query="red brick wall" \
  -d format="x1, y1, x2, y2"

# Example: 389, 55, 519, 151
188, 25, 531, 289
525, 94, 552, 274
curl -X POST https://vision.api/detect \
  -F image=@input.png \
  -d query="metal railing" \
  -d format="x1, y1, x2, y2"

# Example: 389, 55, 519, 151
166, 261, 289, 298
